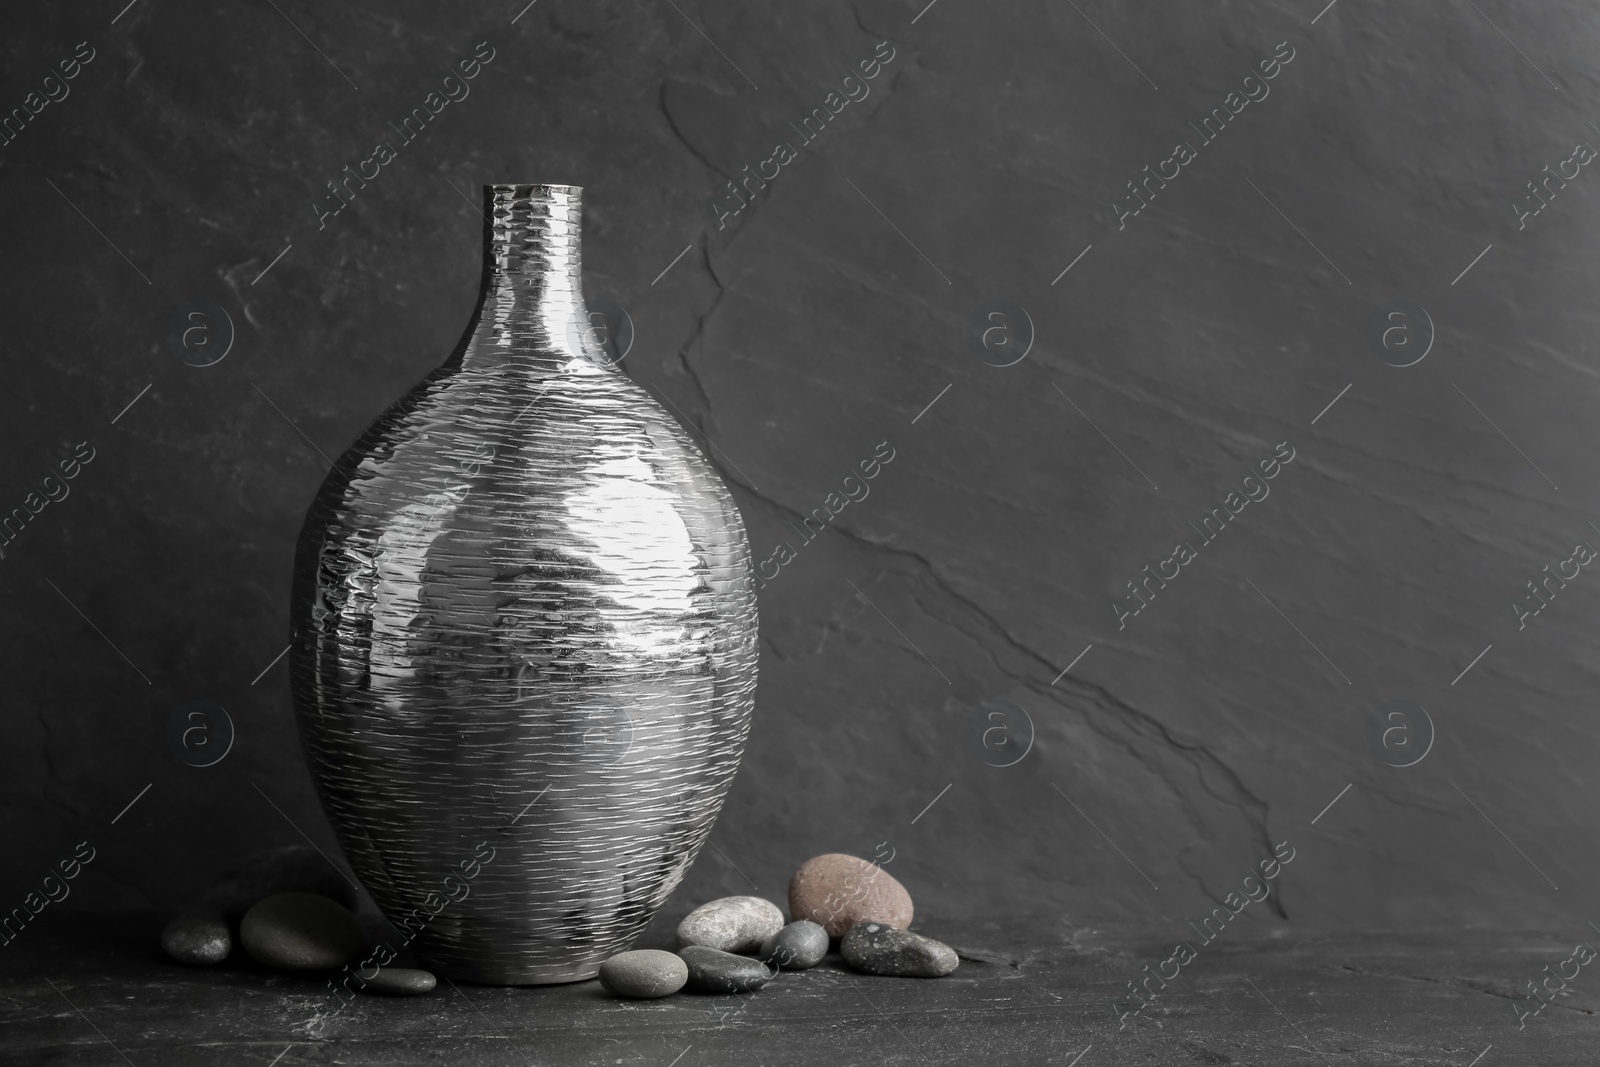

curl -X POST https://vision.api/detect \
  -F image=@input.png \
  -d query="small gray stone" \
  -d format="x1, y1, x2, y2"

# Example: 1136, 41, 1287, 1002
206, 845, 361, 921
240, 892, 365, 970
676, 895, 785, 953
160, 910, 231, 966
840, 922, 958, 978
678, 945, 774, 993
357, 966, 437, 996
759, 920, 828, 970
599, 950, 689, 998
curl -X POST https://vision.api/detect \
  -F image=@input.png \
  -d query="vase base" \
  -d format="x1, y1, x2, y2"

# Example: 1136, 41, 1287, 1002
423, 959, 605, 986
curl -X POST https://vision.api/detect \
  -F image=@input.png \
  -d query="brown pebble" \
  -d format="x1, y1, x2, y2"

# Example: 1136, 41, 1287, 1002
788, 853, 913, 938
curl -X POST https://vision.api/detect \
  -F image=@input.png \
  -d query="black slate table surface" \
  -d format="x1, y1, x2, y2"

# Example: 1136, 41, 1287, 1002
3, 914, 1593, 1065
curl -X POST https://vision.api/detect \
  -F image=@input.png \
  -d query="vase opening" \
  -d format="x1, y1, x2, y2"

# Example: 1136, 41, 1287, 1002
470, 184, 590, 362
481, 184, 583, 276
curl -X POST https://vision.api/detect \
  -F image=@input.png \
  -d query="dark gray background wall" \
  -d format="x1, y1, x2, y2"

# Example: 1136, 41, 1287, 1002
4, 0, 1597, 936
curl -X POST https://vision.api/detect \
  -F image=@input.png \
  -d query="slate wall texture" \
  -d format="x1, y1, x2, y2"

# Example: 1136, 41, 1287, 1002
3, 0, 1597, 936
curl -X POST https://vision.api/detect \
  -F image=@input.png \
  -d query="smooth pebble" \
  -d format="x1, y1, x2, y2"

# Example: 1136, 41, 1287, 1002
678, 945, 774, 993
789, 854, 914, 938
357, 966, 438, 996
759, 920, 828, 970
676, 895, 784, 953
240, 892, 365, 970
160, 910, 231, 966
599, 950, 689, 998
840, 922, 958, 978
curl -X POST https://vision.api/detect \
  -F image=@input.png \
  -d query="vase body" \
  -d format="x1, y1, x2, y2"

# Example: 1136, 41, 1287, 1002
288, 184, 758, 985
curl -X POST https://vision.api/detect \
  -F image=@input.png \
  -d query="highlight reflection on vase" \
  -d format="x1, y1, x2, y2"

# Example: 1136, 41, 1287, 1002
289, 184, 759, 985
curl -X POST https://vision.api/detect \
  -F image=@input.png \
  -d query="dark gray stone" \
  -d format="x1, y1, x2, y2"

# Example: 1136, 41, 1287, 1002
759, 920, 828, 970
205, 846, 361, 921
840, 923, 958, 978
239, 893, 365, 970
357, 966, 437, 996
598, 950, 689, 998
159, 910, 230, 966
677, 946, 774, 993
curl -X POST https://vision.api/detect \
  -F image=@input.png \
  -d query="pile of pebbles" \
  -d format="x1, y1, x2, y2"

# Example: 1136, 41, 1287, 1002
159, 848, 954, 1002
599, 852, 958, 999
159, 845, 436, 996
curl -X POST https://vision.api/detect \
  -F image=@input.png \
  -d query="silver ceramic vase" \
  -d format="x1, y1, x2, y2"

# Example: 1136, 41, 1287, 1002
289, 184, 758, 985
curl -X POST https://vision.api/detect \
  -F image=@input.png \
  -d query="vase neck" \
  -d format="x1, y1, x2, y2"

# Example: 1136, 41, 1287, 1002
464, 184, 589, 367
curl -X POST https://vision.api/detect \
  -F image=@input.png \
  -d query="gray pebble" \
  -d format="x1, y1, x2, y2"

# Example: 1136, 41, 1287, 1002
678, 945, 774, 993
599, 950, 689, 998
840, 922, 958, 978
240, 892, 365, 970
205, 845, 361, 921
676, 895, 785, 953
759, 920, 828, 970
160, 910, 231, 966
357, 966, 438, 996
